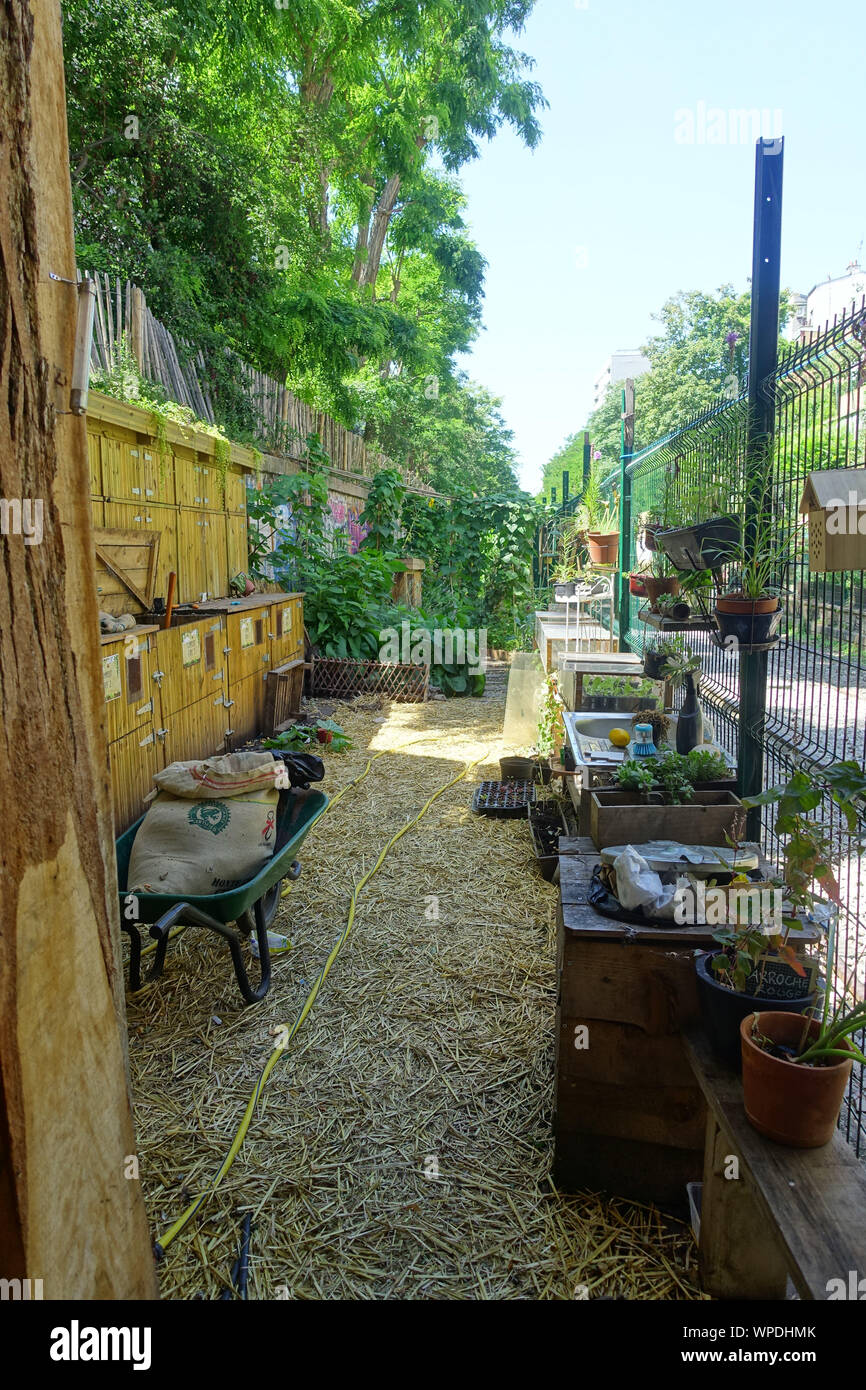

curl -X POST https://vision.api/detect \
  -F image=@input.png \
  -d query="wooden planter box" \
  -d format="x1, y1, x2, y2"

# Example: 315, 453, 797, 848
589, 789, 745, 850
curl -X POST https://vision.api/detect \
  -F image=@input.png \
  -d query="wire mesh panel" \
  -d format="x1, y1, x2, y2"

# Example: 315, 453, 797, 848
592, 299, 866, 1155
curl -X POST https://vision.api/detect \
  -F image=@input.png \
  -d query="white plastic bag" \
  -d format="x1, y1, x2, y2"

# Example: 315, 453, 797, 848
612, 845, 683, 919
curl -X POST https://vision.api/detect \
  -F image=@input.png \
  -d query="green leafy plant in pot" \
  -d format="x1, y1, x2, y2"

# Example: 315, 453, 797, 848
715, 479, 791, 647
575, 458, 619, 566
736, 761, 866, 1146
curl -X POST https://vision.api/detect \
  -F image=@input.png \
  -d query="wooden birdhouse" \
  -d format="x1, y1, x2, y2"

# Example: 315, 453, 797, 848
799, 468, 866, 573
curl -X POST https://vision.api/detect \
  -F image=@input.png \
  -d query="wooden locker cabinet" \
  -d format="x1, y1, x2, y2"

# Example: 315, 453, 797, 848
101, 627, 158, 744
88, 432, 102, 496
205, 512, 228, 597
224, 608, 271, 684
226, 670, 267, 746
269, 595, 304, 665
108, 725, 159, 834
101, 434, 128, 499
91, 499, 105, 529
227, 512, 247, 579
105, 501, 178, 602
225, 470, 247, 514
156, 691, 229, 768
153, 618, 227, 717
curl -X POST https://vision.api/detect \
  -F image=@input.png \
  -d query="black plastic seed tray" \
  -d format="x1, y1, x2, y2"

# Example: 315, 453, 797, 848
471, 779, 536, 817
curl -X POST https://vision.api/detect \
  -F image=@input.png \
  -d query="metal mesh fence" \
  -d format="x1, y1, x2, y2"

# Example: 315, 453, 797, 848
597, 300, 866, 1154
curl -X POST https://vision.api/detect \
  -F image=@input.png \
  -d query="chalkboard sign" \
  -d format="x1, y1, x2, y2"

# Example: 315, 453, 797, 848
745, 954, 819, 1002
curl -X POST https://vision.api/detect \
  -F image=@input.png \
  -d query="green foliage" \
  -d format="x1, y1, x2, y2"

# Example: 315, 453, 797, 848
63, 0, 543, 487
618, 747, 728, 802
684, 748, 729, 783
263, 720, 352, 753
360, 470, 405, 553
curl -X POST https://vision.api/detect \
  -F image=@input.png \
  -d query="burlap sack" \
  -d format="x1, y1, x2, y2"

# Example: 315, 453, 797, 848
153, 750, 281, 800
128, 787, 279, 896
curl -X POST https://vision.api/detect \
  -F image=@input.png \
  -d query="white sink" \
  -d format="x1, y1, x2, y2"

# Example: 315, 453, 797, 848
564, 709, 730, 769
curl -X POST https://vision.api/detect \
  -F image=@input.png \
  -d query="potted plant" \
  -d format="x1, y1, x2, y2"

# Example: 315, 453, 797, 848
575, 463, 620, 566
643, 636, 683, 680
589, 748, 744, 849
696, 913, 819, 1069
629, 569, 650, 598
715, 484, 791, 646
734, 761, 866, 1143
661, 647, 703, 753
643, 554, 681, 612
552, 561, 577, 602
657, 514, 741, 571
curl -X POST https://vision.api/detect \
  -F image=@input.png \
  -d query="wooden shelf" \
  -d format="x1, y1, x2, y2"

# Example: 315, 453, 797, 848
637, 606, 716, 633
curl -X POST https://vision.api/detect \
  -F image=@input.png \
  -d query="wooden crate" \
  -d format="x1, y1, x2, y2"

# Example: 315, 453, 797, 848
156, 689, 229, 768
108, 724, 159, 835
589, 788, 745, 850
262, 659, 306, 734
101, 628, 159, 743
153, 617, 226, 717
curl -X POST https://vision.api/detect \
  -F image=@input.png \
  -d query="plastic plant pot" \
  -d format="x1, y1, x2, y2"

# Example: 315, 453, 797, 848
696, 952, 817, 1070
657, 516, 741, 572
715, 596, 782, 646
629, 573, 649, 597
585, 531, 619, 565
643, 576, 681, 611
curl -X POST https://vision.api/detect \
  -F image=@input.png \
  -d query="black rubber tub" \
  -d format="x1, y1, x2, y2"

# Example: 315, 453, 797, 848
695, 950, 817, 1070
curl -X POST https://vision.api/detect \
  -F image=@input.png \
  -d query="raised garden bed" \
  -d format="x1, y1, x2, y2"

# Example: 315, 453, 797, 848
589, 788, 746, 850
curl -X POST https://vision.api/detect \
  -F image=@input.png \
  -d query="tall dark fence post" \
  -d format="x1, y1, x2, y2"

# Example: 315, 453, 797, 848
562, 470, 569, 504
582, 431, 591, 490
739, 136, 784, 839
618, 379, 635, 649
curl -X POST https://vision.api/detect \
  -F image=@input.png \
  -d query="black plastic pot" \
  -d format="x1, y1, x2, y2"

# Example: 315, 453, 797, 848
695, 950, 817, 1070
643, 649, 668, 680
554, 581, 575, 601
500, 755, 535, 781
657, 516, 741, 572
715, 600, 782, 647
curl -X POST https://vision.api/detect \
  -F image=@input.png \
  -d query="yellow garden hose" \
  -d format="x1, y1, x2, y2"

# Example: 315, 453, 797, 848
155, 744, 486, 1256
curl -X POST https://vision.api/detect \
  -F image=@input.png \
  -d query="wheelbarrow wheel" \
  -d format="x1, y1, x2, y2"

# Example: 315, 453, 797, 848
235, 880, 282, 936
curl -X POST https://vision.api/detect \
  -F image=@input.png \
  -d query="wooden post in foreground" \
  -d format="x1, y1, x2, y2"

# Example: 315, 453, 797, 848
0, 0, 157, 1297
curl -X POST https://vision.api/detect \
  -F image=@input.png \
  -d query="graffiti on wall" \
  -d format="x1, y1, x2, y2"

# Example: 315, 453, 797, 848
327, 493, 367, 554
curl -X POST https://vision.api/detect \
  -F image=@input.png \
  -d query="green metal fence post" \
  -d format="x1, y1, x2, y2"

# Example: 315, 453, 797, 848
739, 136, 784, 839
618, 379, 635, 650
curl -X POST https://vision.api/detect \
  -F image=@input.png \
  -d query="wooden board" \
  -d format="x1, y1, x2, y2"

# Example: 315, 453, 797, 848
685, 1028, 866, 1300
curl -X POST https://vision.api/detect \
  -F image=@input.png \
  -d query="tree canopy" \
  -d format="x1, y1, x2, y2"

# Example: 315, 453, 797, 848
62, 0, 544, 494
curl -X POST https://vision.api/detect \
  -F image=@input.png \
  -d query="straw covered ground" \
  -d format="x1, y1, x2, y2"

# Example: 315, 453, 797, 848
127, 675, 704, 1300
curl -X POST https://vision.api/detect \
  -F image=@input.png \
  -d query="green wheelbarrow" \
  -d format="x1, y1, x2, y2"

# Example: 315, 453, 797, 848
116, 786, 328, 1004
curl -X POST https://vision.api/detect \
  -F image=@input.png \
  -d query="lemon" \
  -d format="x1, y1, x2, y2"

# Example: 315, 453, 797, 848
609, 728, 630, 748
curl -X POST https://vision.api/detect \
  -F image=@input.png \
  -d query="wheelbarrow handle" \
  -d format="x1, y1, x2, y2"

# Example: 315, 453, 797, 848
123, 899, 272, 1004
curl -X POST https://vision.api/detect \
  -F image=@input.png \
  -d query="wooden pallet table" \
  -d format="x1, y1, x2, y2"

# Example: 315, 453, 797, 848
554, 835, 778, 1208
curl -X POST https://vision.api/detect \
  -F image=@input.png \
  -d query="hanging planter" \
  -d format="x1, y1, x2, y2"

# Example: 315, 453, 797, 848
657, 515, 741, 571
585, 531, 619, 565
715, 594, 782, 646
642, 524, 660, 552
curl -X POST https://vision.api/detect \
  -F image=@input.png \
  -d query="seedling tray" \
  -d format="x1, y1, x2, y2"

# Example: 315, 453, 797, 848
472, 780, 536, 817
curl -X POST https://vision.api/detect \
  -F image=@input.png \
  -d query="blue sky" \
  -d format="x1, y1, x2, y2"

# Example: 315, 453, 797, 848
457, 0, 865, 492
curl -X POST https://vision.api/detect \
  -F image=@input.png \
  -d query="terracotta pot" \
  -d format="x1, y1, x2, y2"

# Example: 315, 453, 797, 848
585, 531, 619, 565
643, 575, 681, 611
629, 573, 648, 597
740, 1011, 854, 1148
716, 594, 780, 615
715, 595, 782, 646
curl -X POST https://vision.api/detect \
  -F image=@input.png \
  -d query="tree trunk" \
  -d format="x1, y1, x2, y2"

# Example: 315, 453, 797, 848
0, 0, 156, 1298
360, 173, 402, 292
